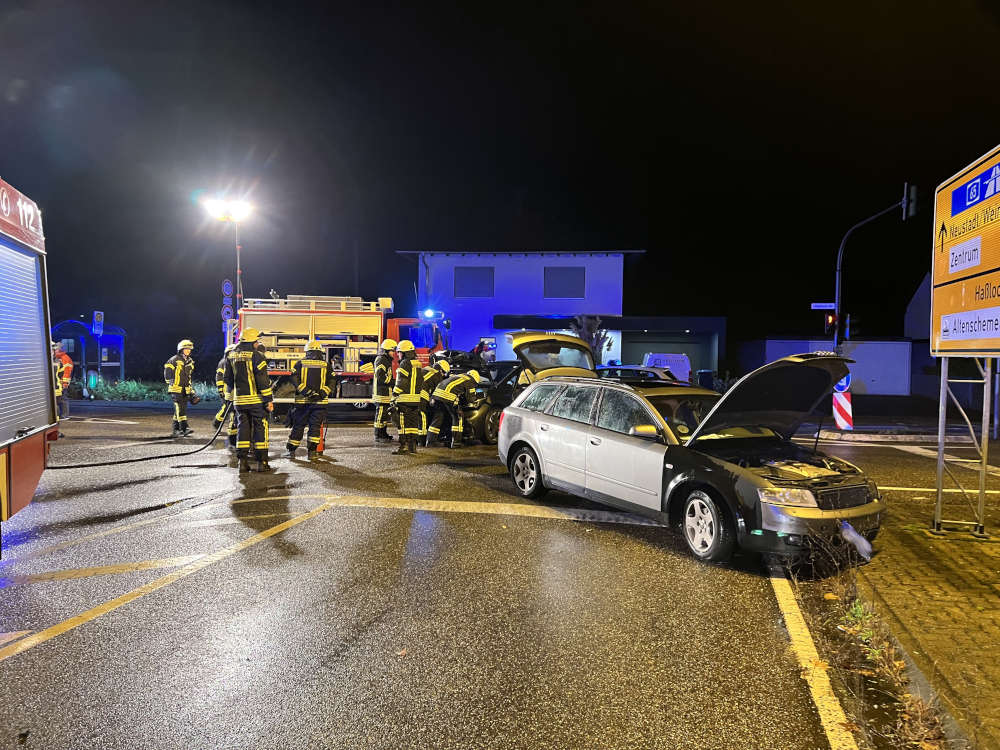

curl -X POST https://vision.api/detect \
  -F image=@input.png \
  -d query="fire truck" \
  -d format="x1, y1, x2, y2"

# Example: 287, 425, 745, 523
0, 177, 59, 529
233, 295, 446, 406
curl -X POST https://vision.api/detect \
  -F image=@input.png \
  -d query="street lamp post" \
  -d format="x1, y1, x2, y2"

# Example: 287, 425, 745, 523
203, 198, 253, 315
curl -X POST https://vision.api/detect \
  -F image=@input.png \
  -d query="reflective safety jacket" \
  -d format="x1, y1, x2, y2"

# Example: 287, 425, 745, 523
53, 360, 65, 397
224, 342, 273, 406
292, 349, 335, 404
56, 353, 73, 389
420, 363, 448, 403
432, 372, 476, 404
372, 352, 395, 404
164, 353, 195, 394
392, 355, 423, 405
215, 355, 229, 400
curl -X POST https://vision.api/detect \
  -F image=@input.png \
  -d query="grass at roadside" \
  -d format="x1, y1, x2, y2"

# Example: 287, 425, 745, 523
790, 552, 956, 750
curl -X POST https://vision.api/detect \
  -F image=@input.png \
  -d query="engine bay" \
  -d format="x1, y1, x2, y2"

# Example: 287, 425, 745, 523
696, 438, 861, 482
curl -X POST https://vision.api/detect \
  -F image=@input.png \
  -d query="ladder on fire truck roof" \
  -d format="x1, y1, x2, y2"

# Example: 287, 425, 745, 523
241, 295, 394, 313
933, 357, 992, 538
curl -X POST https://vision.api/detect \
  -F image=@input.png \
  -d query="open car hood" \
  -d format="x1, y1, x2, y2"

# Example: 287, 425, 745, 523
506, 331, 597, 379
686, 353, 852, 443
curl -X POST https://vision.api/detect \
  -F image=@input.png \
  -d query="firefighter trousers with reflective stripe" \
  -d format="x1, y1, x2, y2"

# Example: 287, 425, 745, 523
236, 405, 269, 459
419, 402, 428, 436
288, 404, 326, 451
428, 401, 462, 440
374, 404, 393, 430
172, 392, 190, 430
397, 403, 421, 436
214, 402, 238, 446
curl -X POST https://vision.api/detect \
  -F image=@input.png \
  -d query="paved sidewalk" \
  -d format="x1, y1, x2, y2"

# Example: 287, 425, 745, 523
859, 493, 1000, 748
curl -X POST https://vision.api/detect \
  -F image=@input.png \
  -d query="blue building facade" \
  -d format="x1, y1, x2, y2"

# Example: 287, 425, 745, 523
399, 251, 634, 361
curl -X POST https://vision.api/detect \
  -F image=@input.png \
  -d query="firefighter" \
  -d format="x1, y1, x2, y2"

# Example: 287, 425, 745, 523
224, 327, 275, 473
429, 369, 481, 448
372, 338, 397, 443
164, 339, 196, 437
285, 340, 335, 460
51, 342, 73, 421
213, 344, 239, 450
419, 358, 450, 446
391, 340, 423, 454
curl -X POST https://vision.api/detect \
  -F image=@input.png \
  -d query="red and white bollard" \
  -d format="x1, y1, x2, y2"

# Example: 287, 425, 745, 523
833, 375, 853, 430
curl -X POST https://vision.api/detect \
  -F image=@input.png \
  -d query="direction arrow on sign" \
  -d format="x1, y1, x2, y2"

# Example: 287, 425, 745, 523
811, 302, 836, 310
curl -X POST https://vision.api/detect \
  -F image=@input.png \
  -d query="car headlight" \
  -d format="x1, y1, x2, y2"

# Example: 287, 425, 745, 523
758, 487, 818, 508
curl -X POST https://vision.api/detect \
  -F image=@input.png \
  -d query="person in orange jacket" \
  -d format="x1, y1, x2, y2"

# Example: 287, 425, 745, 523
51, 341, 73, 420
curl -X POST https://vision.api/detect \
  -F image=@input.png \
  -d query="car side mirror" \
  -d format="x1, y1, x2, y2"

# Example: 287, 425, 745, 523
629, 424, 660, 441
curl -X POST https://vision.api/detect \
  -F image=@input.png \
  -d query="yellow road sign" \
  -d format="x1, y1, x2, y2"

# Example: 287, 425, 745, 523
932, 143, 1000, 355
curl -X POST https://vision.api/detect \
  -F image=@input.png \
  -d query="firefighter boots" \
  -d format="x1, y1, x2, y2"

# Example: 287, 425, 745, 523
239, 457, 252, 473
257, 460, 275, 473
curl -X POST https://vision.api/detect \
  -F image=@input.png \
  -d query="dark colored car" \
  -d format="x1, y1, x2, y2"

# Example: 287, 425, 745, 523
498, 352, 884, 562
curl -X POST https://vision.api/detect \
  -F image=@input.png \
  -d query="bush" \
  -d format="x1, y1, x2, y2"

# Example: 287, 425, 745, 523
75, 379, 221, 402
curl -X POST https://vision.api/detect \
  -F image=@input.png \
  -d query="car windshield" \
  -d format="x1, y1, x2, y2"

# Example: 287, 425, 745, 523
518, 341, 594, 371
645, 395, 721, 440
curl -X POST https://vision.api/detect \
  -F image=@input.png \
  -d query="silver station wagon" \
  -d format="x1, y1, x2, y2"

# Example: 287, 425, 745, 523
497, 353, 884, 562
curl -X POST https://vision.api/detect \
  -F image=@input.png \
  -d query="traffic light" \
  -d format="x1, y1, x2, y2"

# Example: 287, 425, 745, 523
824, 312, 838, 335
902, 182, 918, 221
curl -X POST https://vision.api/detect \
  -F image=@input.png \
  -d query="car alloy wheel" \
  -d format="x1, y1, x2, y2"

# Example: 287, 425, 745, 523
510, 446, 546, 499
513, 452, 536, 493
684, 491, 717, 555
681, 489, 735, 562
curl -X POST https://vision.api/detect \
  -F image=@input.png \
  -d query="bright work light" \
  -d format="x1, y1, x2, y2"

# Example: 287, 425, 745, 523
423, 308, 435, 319
202, 198, 253, 222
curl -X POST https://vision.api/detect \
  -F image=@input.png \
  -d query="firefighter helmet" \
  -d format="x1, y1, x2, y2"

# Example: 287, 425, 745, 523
177, 339, 194, 351
468, 369, 481, 383
397, 340, 415, 353
436, 359, 451, 374
239, 327, 261, 343
305, 340, 322, 351
380, 338, 398, 351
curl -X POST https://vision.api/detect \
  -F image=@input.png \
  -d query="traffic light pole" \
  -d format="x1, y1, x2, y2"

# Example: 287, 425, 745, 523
833, 192, 910, 349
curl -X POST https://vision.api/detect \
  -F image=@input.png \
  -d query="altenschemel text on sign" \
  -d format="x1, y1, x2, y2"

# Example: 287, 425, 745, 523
932, 143, 1000, 356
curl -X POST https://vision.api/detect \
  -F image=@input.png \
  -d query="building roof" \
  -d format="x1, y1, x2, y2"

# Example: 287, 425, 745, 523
395, 249, 644, 257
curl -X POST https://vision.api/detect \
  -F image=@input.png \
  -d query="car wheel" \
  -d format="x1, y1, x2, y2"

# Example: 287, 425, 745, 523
510, 445, 546, 499
352, 401, 370, 410
483, 408, 501, 445
682, 489, 734, 562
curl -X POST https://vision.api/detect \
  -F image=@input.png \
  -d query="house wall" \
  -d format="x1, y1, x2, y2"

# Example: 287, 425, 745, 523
415, 253, 624, 359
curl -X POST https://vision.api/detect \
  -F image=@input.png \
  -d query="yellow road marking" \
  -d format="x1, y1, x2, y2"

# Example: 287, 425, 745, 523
0, 631, 31, 647
0, 495, 337, 569
0, 555, 204, 587
769, 566, 859, 750
179, 513, 294, 528
0, 501, 335, 663
317, 495, 663, 526
881, 485, 1000, 494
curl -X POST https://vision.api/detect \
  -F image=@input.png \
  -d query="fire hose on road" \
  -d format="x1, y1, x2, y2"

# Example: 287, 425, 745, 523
46, 404, 234, 470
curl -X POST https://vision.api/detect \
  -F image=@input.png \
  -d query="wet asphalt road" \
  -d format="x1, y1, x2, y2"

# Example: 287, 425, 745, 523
1, 404, 978, 750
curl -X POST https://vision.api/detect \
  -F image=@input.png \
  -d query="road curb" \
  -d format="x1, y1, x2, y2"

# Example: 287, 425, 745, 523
818, 430, 974, 444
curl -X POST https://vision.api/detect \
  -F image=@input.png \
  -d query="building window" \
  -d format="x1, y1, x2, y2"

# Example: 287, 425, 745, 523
544, 266, 586, 298
454, 266, 494, 298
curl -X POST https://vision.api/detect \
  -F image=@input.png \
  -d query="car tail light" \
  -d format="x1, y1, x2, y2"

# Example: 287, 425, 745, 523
498, 410, 505, 434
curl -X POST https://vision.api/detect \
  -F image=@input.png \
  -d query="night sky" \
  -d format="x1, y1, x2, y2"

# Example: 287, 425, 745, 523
3, 0, 1000, 377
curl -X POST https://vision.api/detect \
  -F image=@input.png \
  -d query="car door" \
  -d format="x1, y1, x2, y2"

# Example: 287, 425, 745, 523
535, 384, 599, 493
585, 389, 667, 511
